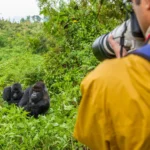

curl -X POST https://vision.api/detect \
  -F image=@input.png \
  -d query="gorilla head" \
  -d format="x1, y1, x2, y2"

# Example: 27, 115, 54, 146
11, 83, 23, 101
3, 83, 24, 105
30, 81, 45, 104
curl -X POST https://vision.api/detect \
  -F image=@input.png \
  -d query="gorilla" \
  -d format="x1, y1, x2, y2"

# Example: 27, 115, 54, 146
19, 81, 50, 118
3, 83, 24, 106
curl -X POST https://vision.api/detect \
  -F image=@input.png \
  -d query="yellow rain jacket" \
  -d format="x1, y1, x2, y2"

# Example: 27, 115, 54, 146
74, 44, 150, 150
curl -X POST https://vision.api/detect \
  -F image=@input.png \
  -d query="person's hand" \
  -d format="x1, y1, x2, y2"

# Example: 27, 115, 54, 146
108, 34, 127, 58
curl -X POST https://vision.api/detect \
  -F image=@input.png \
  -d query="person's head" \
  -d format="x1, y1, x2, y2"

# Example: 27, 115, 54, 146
131, 0, 150, 37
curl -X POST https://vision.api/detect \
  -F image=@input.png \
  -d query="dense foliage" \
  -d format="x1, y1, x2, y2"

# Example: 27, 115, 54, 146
0, 0, 125, 149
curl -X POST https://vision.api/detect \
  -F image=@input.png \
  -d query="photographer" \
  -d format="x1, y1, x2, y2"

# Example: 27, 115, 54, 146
73, 0, 150, 149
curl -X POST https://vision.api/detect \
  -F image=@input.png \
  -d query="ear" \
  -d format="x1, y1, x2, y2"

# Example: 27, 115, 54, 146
145, 0, 150, 10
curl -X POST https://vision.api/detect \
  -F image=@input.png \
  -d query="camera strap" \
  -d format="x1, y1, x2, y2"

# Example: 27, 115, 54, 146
120, 2, 130, 57
120, 23, 127, 57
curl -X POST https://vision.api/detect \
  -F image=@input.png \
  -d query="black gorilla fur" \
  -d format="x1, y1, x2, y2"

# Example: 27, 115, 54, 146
19, 81, 50, 118
3, 83, 24, 105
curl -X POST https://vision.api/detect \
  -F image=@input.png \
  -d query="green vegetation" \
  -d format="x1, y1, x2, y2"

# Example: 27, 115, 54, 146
0, 0, 125, 149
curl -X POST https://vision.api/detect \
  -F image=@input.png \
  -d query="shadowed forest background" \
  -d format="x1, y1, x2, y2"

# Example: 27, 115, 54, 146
0, 0, 125, 149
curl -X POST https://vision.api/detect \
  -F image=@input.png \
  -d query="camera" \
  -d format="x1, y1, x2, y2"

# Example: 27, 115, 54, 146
92, 11, 145, 61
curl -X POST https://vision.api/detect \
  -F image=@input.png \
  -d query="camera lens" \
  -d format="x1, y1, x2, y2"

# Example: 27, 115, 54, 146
92, 34, 116, 61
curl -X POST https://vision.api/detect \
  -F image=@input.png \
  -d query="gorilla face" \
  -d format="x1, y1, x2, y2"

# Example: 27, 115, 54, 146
11, 83, 23, 101
30, 91, 43, 104
29, 81, 45, 104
